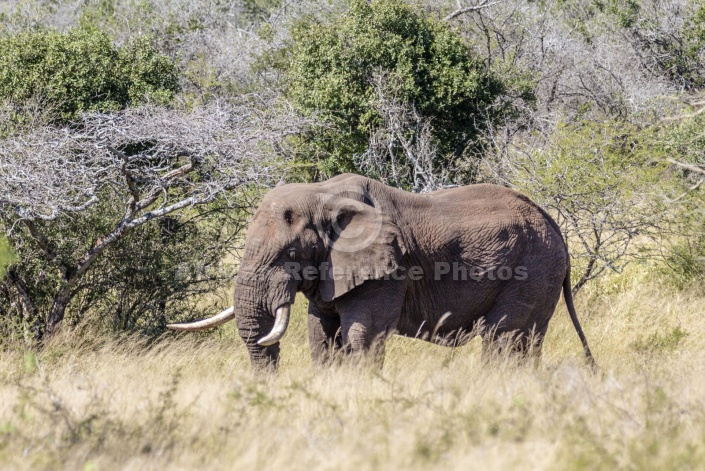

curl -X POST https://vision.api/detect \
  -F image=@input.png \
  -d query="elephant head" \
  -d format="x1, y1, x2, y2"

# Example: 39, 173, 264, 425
167, 179, 407, 369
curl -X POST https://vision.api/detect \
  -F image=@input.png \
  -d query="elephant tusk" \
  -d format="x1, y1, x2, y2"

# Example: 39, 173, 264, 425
166, 306, 235, 331
257, 304, 291, 346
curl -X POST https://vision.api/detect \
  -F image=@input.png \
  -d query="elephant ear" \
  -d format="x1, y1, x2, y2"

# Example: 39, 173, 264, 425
318, 195, 407, 302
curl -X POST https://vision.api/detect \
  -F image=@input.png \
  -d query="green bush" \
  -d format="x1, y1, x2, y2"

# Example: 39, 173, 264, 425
281, 0, 513, 178
663, 238, 705, 289
0, 27, 179, 123
505, 120, 667, 291
0, 235, 14, 277
0, 195, 242, 340
659, 114, 705, 287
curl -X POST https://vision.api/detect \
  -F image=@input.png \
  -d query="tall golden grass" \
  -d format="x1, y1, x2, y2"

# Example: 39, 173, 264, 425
1, 268, 703, 470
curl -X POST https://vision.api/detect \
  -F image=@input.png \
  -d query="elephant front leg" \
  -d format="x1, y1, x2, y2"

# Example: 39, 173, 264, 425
340, 313, 388, 368
336, 279, 405, 368
308, 303, 342, 366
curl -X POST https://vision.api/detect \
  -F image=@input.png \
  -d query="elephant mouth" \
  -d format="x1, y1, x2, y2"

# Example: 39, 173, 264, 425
166, 300, 292, 347
257, 303, 292, 346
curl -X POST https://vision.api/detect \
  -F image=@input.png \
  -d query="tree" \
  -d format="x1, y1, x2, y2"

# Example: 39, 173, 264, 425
659, 100, 705, 286
0, 236, 13, 277
355, 71, 455, 192
0, 99, 313, 340
283, 0, 512, 185
0, 27, 179, 124
490, 119, 669, 293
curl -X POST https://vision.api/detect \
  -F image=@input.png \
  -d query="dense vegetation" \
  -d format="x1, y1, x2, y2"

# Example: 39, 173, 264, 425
283, 0, 513, 180
0, 0, 703, 339
0, 27, 179, 124
1, 1, 705, 469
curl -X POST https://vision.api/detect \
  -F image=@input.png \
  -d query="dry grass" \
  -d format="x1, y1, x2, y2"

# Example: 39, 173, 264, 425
1, 270, 704, 470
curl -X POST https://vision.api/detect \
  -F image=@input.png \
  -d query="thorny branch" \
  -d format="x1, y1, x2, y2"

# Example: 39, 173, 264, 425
356, 72, 454, 193
668, 158, 705, 176
444, 0, 507, 21
0, 98, 315, 335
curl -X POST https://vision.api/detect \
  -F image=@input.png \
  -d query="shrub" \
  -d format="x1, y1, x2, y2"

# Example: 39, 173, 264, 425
496, 119, 668, 292
282, 0, 513, 180
0, 198, 242, 339
616, 1, 705, 91
0, 235, 13, 277
0, 27, 179, 123
663, 238, 705, 289
659, 114, 705, 287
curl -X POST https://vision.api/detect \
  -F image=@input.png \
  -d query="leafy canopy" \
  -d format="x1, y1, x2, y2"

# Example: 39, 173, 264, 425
285, 0, 508, 176
0, 27, 179, 122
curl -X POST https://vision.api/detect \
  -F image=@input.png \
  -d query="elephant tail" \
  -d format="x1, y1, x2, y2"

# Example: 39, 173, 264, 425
563, 270, 597, 369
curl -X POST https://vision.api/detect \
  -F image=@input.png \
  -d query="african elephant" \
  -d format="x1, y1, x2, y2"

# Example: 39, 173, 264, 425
168, 174, 594, 370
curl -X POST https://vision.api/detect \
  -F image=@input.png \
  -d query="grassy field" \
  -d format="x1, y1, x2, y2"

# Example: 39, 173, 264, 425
0, 269, 704, 470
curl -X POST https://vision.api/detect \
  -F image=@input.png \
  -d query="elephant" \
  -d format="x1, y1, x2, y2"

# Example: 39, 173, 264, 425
167, 173, 595, 370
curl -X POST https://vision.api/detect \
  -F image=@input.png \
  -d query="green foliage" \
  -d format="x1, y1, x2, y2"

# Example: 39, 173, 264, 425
663, 238, 705, 289
0, 235, 15, 277
0, 27, 179, 123
243, 0, 283, 20
601, 0, 641, 28
685, 4, 705, 53
283, 0, 510, 177
522, 120, 663, 196
512, 120, 664, 211
659, 114, 705, 287
118, 35, 181, 106
0, 195, 243, 339
662, 114, 705, 167
630, 326, 688, 355
507, 119, 667, 288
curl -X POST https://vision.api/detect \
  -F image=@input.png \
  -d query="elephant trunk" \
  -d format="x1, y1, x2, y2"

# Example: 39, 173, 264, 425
233, 281, 281, 369
167, 268, 292, 370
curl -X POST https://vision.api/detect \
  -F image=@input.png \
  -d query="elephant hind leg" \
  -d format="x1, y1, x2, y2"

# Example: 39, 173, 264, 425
479, 302, 550, 366
480, 275, 560, 367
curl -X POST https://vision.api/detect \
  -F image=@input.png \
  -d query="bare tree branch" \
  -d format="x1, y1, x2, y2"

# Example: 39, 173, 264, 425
444, 0, 506, 21
0, 98, 311, 222
668, 158, 705, 175
666, 177, 705, 203
0, 97, 316, 337
356, 71, 455, 193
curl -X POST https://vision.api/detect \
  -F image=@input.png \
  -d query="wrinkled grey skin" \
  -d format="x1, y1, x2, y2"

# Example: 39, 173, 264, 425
232, 174, 593, 369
